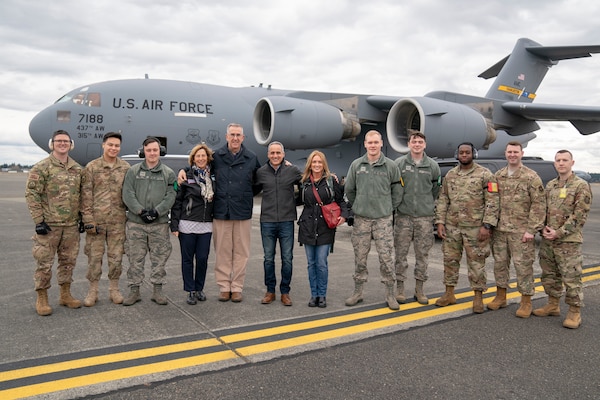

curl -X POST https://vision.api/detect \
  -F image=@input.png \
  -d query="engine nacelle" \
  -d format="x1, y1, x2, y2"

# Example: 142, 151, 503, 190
385, 97, 496, 158
253, 96, 361, 149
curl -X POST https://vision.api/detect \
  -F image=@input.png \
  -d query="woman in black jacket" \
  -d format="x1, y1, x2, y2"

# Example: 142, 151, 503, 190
171, 144, 214, 304
298, 150, 349, 308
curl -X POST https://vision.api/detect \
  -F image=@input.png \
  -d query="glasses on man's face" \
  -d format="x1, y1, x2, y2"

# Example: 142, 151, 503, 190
53, 140, 71, 144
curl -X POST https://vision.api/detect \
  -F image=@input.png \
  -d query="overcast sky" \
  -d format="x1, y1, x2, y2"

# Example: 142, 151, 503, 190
2, 0, 600, 171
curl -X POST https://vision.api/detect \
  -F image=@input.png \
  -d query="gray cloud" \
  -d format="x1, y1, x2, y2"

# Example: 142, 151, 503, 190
1, 0, 599, 171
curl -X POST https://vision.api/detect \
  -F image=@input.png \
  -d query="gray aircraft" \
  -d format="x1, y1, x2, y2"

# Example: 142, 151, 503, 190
28, 37, 600, 174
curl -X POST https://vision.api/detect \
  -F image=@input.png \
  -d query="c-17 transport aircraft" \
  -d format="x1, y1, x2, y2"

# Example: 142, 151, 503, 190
29, 37, 600, 174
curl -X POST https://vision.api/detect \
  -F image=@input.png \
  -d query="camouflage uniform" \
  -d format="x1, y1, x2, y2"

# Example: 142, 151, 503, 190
435, 163, 499, 290
81, 156, 130, 281
122, 160, 176, 287
539, 174, 592, 306
492, 165, 546, 295
394, 153, 441, 283
345, 153, 403, 284
25, 154, 82, 289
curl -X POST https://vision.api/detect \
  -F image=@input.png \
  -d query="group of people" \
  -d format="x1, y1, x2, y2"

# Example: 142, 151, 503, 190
25, 126, 592, 329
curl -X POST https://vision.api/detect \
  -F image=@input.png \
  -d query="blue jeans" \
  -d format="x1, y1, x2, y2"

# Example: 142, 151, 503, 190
304, 244, 330, 297
261, 221, 294, 294
178, 232, 212, 292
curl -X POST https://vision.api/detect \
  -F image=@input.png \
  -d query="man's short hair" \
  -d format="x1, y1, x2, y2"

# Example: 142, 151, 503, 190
556, 149, 573, 159
143, 136, 161, 147
52, 130, 71, 140
408, 129, 426, 142
103, 132, 122, 143
268, 141, 285, 153
506, 141, 523, 150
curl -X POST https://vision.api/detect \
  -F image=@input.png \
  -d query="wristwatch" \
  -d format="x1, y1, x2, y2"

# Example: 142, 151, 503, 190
483, 223, 493, 230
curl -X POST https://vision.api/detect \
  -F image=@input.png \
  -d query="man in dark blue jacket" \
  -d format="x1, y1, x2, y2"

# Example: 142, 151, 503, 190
212, 123, 260, 302
256, 142, 302, 306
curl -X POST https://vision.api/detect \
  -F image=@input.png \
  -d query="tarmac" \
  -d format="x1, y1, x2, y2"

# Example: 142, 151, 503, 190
0, 172, 599, 399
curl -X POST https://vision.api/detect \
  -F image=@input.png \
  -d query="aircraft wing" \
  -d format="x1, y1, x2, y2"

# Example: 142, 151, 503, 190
502, 102, 600, 135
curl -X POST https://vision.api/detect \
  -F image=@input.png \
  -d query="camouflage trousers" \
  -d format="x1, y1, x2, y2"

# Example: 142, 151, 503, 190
539, 239, 584, 306
393, 215, 433, 283
31, 225, 80, 290
491, 230, 535, 295
442, 225, 490, 291
350, 215, 395, 284
125, 221, 172, 287
84, 222, 126, 282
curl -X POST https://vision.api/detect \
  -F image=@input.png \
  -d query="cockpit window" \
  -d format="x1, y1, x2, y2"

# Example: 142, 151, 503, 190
54, 90, 101, 107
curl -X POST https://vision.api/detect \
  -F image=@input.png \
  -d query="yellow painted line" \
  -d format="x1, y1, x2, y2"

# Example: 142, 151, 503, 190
0, 350, 237, 400
0, 338, 222, 383
1, 266, 599, 399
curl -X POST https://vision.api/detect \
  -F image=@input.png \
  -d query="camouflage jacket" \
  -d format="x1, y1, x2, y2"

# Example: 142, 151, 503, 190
394, 152, 441, 217
81, 156, 130, 225
345, 153, 403, 219
25, 154, 82, 226
545, 173, 592, 243
435, 163, 499, 228
495, 165, 546, 234
122, 160, 177, 225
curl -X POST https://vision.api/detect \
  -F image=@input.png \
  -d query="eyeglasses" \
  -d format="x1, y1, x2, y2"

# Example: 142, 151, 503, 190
53, 140, 71, 144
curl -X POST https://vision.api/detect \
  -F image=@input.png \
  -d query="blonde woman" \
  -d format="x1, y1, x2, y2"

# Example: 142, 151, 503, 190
297, 151, 349, 308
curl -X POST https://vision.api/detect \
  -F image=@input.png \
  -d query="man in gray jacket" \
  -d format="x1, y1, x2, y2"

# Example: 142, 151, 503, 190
122, 137, 176, 306
344, 130, 403, 310
394, 130, 441, 305
256, 142, 302, 306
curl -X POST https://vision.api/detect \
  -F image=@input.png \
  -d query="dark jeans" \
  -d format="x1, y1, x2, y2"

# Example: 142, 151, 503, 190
260, 221, 294, 294
304, 244, 330, 297
178, 232, 212, 292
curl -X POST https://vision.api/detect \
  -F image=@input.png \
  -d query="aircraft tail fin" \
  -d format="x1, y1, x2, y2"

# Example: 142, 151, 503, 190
480, 38, 600, 103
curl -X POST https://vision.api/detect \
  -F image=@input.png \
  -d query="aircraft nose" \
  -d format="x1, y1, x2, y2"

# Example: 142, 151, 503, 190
29, 108, 52, 149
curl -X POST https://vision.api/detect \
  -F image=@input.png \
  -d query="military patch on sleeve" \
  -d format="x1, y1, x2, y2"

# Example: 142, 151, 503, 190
487, 182, 498, 192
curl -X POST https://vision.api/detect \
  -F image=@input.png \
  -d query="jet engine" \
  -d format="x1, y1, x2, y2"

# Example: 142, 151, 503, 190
385, 97, 497, 158
253, 96, 361, 149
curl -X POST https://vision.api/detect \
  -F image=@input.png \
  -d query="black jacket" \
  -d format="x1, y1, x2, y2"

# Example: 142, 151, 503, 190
256, 161, 302, 223
212, 144, 260, 220
297, 176, 349, 247
170, 169, 214, 232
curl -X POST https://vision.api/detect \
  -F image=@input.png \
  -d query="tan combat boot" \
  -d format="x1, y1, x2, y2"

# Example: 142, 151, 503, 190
36, 289, 53, 316
395, 281, 407, 303
123, 286, 141, 306
386, 283, 400, 310
151, 284, 168, 305
59, 283, 82, 309
345, 282, 364, 306
532, 296, 560, 317
414, 280, 429, 305
487, 287, 507, 310
473, 290, 484, 314
515, 295, 532, 318
109, 279, 124, 304
435, 286, 456, 307
84, 280, 99, 307
563, 305, 581, 329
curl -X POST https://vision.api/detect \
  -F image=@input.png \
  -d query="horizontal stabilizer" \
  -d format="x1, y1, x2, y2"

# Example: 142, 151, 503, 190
502, 102, 600, 134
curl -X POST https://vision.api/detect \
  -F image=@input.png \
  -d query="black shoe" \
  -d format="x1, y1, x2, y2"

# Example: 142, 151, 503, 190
196, 291, 206, 301
187, 292, 197, 305
318, 297, 327, 308
308, 297, 318, 307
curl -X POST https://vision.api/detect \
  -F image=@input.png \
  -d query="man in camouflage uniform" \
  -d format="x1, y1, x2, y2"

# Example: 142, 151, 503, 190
345, 130, 403, 310
488, 141, 546, 318
25, 130, 83, 316
81, 132, 130, 306
533, 150, 592, 329
393, 130, 441, 305
122, 137, 176, 306
434, 142, 499, 314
